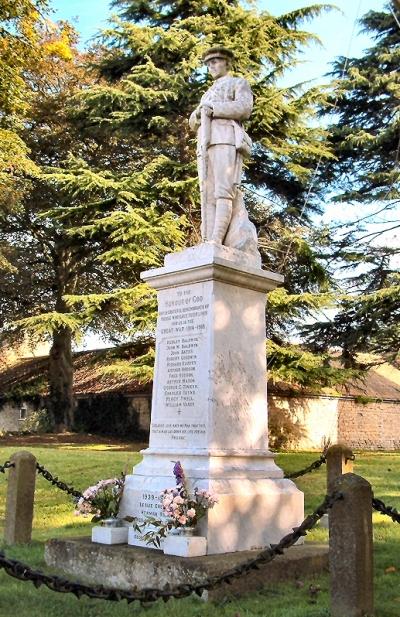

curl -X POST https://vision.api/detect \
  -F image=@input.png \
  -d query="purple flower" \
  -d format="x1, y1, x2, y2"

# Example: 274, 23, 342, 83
173, 461, 185, 485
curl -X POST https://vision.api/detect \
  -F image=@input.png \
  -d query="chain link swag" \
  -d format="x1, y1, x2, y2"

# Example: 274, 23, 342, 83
0, 492, 341, 605
35, 463, 83, 499
283, 454, 327, 480
372, 497, 400, 524
0, 461, 15, 473
1, 455, 329, 495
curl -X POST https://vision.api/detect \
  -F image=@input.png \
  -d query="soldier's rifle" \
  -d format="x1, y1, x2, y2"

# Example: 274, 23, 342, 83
200, 106, 211, 241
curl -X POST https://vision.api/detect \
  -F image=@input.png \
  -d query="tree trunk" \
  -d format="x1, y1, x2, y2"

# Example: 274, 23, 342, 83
47, 243, 76, 432
48, 325, 74, 432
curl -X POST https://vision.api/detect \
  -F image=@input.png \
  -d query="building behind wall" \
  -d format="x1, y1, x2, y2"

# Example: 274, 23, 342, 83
0, 347, 399, 450
269, 362, 400, 450
0, 348, 151, 438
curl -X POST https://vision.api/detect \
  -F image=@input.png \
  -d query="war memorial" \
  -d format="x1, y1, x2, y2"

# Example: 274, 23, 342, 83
120, 47, 304, 555
45, 45, 306, 587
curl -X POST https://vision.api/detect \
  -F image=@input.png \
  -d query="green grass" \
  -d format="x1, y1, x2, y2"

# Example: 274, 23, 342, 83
0, 445, 399, 616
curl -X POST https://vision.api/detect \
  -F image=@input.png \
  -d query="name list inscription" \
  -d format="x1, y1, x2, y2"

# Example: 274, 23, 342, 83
156, 287, 209, 418
150, 285, 209, 446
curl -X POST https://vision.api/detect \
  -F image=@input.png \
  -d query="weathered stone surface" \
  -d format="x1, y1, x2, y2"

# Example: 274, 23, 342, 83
45, 538, 328, 601
4, 450, 36, 544
326, 444, 354, 494
164, 240, 263, 270
329, 473, 373, 617
119, 244, 303, 554
320, 444, 355, 529
224, 190, 259, 256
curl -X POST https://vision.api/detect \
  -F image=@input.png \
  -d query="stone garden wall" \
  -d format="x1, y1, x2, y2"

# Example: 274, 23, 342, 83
2, 389, 399, 450
268, 395, 339, 451
337, 398, 400, 451
268, 394, 400, 451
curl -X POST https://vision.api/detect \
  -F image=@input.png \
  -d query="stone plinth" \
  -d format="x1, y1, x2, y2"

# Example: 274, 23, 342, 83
163, 534, 207, 557
45, 538, 328, 602
92, 526, 129, 545
119, 243, 304, 554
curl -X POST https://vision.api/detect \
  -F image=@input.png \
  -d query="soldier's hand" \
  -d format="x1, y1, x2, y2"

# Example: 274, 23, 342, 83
200, 104, 213, 117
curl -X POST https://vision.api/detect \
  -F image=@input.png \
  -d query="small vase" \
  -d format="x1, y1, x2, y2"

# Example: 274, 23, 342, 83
170, 525, 196, 537
101, 517, 122, 528
181, 526, 196, 536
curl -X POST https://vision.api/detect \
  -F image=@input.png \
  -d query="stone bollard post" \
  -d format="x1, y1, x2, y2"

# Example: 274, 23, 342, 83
329, 473, 373, 617
320, 444, 355, 529
4, 451, 37, 544
326, 444, 354, 494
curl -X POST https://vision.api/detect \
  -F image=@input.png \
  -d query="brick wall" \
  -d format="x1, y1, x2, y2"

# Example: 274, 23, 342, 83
338, 399, 400, 450
268, 394, 400, 451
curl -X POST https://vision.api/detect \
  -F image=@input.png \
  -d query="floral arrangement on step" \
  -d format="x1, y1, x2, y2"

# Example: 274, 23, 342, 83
74, 476, 125, 523
138, 461, 218, 547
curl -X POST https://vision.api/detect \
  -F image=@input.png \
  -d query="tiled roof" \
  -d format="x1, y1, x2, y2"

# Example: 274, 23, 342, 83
1, 347, 399, 401
0, 348, 151, 398
269, 363, 400, 401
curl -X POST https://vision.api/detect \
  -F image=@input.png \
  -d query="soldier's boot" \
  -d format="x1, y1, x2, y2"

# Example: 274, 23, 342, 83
212, 198, 232, 244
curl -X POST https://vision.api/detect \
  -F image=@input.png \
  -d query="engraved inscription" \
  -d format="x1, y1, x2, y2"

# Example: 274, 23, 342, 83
151, 422, 207, 441
154, 286, 209, 419
138, 491, 163, 518
130, 490, 165, 548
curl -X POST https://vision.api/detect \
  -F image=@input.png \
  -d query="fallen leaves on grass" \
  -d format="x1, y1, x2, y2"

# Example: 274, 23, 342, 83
308, 584, 321, 603
384, 566, 397, 574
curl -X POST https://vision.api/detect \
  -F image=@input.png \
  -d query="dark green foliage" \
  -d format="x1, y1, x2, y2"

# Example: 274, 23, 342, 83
74, 393, 148, 439
3, 0, 375, 403
0, 26, 184, 428
304, 274, 400, 362
305, 2, 400, 364
323, 4, 400, 203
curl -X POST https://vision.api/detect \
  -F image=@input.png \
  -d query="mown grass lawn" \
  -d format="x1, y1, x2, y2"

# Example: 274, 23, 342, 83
0, 443, 399, 617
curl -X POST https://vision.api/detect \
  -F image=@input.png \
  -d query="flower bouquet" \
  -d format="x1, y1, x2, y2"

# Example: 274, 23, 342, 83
74, 477, 125, 523
139, 462, 218, 547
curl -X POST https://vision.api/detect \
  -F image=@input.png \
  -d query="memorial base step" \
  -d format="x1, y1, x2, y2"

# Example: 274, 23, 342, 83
45, 538, 328, 602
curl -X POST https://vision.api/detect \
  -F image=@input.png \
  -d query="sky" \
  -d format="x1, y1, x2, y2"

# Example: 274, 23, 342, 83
51, 0, 387, 85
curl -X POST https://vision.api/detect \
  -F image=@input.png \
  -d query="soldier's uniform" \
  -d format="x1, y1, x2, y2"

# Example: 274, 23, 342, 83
189, 48, 253, 242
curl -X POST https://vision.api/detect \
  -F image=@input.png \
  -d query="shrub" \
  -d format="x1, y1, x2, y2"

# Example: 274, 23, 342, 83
20, 408, 52, 434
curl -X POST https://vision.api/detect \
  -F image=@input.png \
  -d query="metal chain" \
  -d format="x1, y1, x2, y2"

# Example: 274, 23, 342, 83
283, 453, 327, 480
35, 463, 83, 500
0, 492, 341, 605
372, 496, 400, 524
0, 461, 15, 474
4, 454, 328, 492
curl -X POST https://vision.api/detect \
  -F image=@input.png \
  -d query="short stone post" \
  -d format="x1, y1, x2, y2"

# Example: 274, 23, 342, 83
326, 444, 354, 493
4, 451, 37, 544
320, 444, 354, 529
329, 473, 373, 617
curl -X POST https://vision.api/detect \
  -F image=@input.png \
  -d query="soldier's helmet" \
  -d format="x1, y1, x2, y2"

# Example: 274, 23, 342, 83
202, 47, 234, 65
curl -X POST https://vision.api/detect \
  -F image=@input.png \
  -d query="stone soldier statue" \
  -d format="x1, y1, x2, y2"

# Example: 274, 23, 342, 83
189, 47, 258, 255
